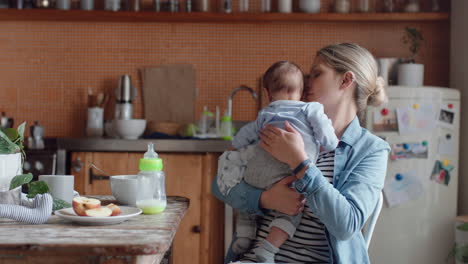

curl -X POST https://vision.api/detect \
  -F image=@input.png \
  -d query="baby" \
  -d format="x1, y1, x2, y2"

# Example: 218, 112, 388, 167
217, 61, 338, 263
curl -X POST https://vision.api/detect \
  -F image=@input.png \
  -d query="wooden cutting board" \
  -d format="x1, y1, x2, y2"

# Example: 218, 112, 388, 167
141, 64, 196, 124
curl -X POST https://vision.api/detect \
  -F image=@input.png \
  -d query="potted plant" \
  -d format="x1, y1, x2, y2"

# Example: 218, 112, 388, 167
448, 220, 468, 264
398, 27, 425, 87
0, 122, 26, 204
0, 122, 71, 211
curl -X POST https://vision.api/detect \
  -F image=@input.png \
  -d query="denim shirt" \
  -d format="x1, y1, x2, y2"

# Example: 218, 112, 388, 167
211, 117, 390, 264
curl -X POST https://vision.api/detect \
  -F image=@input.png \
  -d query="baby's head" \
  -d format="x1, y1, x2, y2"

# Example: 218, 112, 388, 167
262, 61, 304, 102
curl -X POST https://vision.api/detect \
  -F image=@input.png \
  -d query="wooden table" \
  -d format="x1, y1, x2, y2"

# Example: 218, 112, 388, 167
0, 196, 189, 264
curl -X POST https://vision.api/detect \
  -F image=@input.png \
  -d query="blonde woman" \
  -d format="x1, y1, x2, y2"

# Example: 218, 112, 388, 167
213, 43, 390, 263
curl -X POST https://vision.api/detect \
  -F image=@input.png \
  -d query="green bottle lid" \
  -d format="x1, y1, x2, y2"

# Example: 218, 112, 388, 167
221, 115, 232, 122
139, 158, 163, 171
139, 142, 163, 171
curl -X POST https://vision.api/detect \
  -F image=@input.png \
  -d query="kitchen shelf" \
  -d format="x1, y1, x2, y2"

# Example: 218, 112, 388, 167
0, 9, 449, 23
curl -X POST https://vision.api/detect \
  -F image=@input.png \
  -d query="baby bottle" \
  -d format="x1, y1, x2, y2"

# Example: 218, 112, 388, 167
136, 142, 167, 214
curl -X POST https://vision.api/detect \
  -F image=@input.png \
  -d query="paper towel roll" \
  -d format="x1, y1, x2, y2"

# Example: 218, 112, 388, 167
377, 58, 400, 86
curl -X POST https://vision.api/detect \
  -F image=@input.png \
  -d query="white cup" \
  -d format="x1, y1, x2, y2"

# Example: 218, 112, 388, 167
110, 175, 138, 206
38, 175, 74, 204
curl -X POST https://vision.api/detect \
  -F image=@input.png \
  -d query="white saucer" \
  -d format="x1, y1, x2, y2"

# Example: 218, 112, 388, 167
54, 206, 142, 226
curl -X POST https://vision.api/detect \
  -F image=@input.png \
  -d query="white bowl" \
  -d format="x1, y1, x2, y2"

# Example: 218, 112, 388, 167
299, 0, 320, 13
110, 175, 139, 206
113, 119, 146, 140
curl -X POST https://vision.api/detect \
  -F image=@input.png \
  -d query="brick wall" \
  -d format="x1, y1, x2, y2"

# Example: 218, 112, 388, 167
0, 1, 450, 137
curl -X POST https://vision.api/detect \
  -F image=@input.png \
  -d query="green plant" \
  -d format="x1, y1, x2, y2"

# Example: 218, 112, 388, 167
401, 27, 424, 63
0, 122, 26, 158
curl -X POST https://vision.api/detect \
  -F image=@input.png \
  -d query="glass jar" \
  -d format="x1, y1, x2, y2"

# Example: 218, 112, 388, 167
383, 0, 406, 12
431, 0, 439, 11
334, 0, 350, 13
403, 0, 419, 12
357, 0, 370, 12
105, 0, 120, 11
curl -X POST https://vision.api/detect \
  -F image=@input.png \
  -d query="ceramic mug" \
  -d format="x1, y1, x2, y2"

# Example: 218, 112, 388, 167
38, 175, 74, 204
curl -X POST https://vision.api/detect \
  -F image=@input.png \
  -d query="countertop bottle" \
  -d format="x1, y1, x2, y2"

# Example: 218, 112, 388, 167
220, 110, 232, 140
136, 143, 166, 215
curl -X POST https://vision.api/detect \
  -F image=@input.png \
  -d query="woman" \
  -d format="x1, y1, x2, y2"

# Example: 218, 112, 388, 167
212, 43, 390, 263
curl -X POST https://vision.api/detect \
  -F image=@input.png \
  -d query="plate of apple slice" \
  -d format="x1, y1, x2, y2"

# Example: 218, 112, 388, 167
54, 197, 142, 225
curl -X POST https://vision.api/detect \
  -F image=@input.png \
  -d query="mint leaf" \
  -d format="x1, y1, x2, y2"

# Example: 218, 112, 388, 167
3, 128, 19, 142
17, 122, 25, 143
9, 173, 33, 190
0, 122, 26, 155
52, 197, 71, 211
0, 129, 19, 154
27, 181, 49, 198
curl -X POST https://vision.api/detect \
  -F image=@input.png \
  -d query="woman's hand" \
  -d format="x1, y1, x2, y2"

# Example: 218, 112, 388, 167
260, 176, 306, 216
260, 121, 308, 169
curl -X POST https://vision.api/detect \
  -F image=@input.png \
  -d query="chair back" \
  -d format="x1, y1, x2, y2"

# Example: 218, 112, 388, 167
363, 191, 384, 249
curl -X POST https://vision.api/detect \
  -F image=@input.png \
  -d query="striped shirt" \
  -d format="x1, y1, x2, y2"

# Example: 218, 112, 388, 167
241, 150, 335, 263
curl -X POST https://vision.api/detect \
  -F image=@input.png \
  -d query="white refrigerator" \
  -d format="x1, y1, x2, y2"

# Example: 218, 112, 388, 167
366, 86, 460, 264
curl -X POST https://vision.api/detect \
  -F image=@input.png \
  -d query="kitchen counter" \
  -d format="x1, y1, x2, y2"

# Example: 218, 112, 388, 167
0, 196, 189, 264
57, 138, 232, 153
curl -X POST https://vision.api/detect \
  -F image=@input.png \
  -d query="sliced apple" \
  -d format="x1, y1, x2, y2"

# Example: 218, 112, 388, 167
106, 203, 122, 216
72, 196, 101, 216
85, 207, 113, 217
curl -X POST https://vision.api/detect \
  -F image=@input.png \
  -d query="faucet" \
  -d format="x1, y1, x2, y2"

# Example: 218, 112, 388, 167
227, 85, 258, 117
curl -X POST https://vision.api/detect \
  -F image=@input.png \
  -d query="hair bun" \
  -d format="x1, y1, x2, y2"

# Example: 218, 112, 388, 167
368, 76, 388, 107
